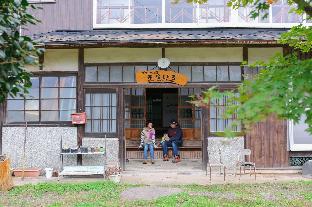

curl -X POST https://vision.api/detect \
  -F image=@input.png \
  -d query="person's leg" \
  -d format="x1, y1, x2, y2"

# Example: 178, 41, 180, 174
171, 141, 180, 157
162, 141, 168, 156
149, 144, 155, 163
143, 144, 148, 164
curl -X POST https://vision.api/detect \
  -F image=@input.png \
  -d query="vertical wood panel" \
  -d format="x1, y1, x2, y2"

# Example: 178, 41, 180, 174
246, 115, 289, 168
24, 0, 93, 36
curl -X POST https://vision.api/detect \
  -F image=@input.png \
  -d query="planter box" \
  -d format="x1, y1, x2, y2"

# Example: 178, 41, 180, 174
13, 168, 41, 177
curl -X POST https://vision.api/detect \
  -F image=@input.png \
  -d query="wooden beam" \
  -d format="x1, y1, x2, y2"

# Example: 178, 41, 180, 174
77, 48, 84, 165
117, 87, 125, 170
0, 103, 4, 155
162, 48, 166, 58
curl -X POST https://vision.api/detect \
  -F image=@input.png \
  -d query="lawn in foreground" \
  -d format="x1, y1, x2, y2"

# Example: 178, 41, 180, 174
0, 180, 311, 207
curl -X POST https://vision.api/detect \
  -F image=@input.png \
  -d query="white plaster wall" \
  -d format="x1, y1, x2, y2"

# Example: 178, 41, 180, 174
166, 47, 243, 62
248, 47, 283, 64
85, 48, 162, 63
2, 127, 77, 169
41, 49, 78, 71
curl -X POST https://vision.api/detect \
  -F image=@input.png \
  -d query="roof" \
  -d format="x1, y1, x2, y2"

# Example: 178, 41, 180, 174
33, 28, 288, 47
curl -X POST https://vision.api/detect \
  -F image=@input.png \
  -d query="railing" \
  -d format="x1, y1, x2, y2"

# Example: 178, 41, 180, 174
198, 5, 230, 23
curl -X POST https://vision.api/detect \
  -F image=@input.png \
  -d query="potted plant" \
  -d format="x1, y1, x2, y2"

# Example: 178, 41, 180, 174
105, 167, 122, 183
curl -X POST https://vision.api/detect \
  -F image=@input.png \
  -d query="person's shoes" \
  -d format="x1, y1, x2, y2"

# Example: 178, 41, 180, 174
151, 160, 155, 164
143, 160, 147, 164
172, 156, 181, 163
163, 155, 169, 161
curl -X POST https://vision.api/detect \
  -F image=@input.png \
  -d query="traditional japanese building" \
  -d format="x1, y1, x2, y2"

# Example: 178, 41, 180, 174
1, 0, 311, 171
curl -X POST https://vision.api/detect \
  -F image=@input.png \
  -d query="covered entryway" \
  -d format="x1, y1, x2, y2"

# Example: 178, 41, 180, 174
124, 87, 203, 168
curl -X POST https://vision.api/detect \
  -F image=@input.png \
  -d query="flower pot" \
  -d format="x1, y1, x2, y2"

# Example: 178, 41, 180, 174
13, 168, 41, 177
108, 174, 121, 183
45, 168, 53, 179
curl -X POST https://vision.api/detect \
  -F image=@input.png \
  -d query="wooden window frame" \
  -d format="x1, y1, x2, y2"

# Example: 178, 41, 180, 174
5, 73, 77, 126
84, 88, 118, 138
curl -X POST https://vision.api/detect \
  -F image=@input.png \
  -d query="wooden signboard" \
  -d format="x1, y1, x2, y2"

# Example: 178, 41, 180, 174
136, 70, 188, 86
71, 112, 87, 124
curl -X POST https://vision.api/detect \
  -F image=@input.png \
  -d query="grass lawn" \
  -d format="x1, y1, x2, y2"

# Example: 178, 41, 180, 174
0, 180, 311, 207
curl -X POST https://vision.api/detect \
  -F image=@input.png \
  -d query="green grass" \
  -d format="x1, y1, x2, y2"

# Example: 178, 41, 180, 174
0, 180, 311, 207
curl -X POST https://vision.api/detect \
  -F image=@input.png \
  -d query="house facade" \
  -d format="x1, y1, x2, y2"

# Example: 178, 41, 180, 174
0, 0, 311, 170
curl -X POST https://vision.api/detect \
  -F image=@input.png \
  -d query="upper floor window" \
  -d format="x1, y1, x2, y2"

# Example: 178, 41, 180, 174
6, 75, 76, 123
94, 0, 308, 28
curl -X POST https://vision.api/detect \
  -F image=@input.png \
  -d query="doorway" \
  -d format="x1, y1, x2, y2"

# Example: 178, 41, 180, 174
146, 88, 178, 136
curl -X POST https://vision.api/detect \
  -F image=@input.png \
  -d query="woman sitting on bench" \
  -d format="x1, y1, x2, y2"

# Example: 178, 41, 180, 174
139, 121, 156, 164
162, 120, 183, 163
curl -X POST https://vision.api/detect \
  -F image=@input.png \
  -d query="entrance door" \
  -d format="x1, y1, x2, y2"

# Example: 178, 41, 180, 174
146, 88, 178, 134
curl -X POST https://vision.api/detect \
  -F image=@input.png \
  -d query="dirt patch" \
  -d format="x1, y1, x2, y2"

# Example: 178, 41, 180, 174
121, 186, 182, 201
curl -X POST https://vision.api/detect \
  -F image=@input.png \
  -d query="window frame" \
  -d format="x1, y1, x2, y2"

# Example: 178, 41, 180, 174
5, 73, 77, 125
84, 88, 118, 138
288, 119, 312, 151
28, 0, 56, 4
93, 0, 311, 28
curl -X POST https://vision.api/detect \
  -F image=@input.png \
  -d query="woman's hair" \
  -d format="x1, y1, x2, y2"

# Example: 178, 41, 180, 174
146, 121, 153, 127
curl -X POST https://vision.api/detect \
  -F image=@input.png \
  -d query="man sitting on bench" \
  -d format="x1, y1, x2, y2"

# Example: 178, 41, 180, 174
162, 120, 183, 163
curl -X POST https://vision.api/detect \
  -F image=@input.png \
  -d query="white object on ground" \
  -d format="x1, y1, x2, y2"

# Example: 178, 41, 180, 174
45, 168, 53, 179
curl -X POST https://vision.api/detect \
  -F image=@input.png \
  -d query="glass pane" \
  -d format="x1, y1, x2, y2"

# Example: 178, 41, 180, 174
110, 66, 122, 82
210, 106, 216, 118
41, 111, 59, 121
92, 107, 101, 119
85, 94, 91, 106
217, 66, 229, 81
112, 107, 117, 119
41, 99, 58, 110
204, 66, 216, 81
41, 88, 58, 99
30, 77, 39, 88
60, 110, 73, 121
166, 0, 196, 23
92, 120, 100, 133
25, 100, 39, 110
93, 94, 102, 106
85, 66, 97, 82
132, 0, 162, 24
272, 2, 302, 23
7, 100, 24, 110
97, 0, 130, 24
217, 118, 224, 131
98, 66, 110, 82
41, 77, 58, 87
60, 88, 76, 98
85, 107, 91, 118
123, 66, 135, 82
25, 111, 39, 122
7, 111, 24, 122
111, 120, 117, 133
135, 66, 147, 73
229, 66, 242, 81
293, 116, 312, 144
60, 76, 76, 87
85, 120, 91, 132
27, 88, 39, 99
60, 99, 76, 110
179, 66, 191, 81
210, 119, 216, 132
192, 66, 204, 82
199, 0, 230, 23
179, 108, 193, 118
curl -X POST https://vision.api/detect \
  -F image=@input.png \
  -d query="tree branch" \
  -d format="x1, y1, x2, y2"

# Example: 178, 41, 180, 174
292, 0, 312, 18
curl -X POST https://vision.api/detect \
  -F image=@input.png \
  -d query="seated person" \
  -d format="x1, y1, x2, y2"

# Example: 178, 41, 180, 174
162, 120, 183, 163
139, 121, 156, 164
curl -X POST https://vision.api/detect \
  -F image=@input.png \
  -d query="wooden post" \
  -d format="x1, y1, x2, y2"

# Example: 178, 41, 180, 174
77, 48, 84, 165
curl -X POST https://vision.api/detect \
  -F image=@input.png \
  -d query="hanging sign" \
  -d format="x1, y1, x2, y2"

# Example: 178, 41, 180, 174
136, 70, 188, 86
71, 112, 87, 124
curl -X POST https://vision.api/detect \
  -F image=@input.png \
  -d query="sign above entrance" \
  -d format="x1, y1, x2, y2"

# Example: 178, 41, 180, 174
136, 70, 188, 86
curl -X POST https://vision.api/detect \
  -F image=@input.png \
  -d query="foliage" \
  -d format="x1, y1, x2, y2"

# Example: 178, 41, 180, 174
189, 0, 312, 135
0, 0, 43, 103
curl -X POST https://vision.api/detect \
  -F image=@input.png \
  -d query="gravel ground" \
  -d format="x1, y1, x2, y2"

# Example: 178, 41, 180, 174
120, 186, 182, 201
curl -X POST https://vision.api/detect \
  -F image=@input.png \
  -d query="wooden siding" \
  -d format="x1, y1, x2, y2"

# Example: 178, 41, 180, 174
23, 0, 93, 36
245, 115, 289, 168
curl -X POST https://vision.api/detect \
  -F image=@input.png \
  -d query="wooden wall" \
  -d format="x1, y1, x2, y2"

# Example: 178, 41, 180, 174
23, 0, 93, 36
245, 115, 289, 168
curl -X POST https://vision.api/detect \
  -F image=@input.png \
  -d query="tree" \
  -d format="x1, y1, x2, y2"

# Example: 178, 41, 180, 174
0, 0, 43, 103
190, 0, 312, 135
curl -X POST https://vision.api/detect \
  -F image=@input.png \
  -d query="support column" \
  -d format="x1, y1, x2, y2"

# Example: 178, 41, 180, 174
77, 48, 85, 165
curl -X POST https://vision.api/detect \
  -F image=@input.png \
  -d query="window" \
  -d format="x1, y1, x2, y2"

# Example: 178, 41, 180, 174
289, 116, 312, 151
210, 93, 240, 132
28, 0, 56, 3
6, 75, 76, 123
94, 0, 309, 27
85, 90, 117, 135
85, 64, 242, 83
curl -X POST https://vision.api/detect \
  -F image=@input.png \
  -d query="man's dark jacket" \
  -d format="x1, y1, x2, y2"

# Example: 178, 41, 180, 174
167, 127, 183, 145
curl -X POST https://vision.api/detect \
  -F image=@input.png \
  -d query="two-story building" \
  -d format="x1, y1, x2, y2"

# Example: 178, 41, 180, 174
1, 0, 311, 171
